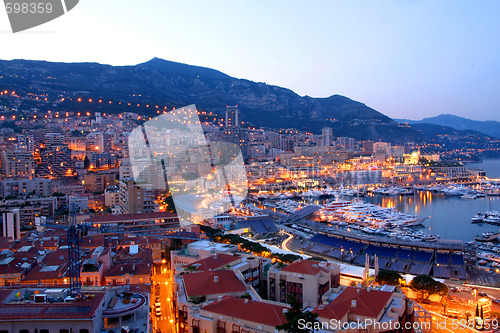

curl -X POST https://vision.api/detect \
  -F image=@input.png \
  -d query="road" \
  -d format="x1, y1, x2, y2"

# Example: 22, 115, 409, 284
429, 312, 479, 333
151, 265, 176, 333
414, 284, 500, 333
281, 231, 294, 251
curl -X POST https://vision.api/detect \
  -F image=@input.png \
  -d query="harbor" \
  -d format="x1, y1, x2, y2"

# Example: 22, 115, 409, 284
245, 177, 500, 284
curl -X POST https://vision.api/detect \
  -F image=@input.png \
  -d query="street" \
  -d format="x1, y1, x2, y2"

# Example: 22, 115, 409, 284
415, 284, 500, 333
151, 264, 176, 333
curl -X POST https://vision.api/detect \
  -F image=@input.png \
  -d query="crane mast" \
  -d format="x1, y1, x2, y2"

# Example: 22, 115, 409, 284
67, 203, 81, 295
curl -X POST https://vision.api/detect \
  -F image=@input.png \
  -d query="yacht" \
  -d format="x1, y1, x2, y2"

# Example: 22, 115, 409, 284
476, 232, 500, 242
484, 215, 500, 224
471, 213, 485, 223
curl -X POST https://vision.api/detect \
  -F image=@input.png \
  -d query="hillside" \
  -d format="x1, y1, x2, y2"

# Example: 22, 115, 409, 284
0, 58, 421, 143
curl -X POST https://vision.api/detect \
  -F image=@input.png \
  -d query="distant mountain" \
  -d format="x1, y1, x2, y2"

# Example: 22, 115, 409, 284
396, 114, 500, 139
0, 57, 421, 143
409, 123, 500, 158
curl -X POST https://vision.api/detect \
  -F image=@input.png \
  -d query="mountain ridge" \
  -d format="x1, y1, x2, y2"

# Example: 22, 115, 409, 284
0, 57, 420, 142
396, 114, 500, 139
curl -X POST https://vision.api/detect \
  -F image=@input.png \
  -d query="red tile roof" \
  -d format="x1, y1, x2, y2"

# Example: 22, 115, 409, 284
105, 262, 151, 277
182, 271, 246, 297
315, 287, 392, 320
183, 253, 240, 272
79, 235, 106, 248
281, 259, 328, 275
43, 249, 69, 263
114, 245, 152, 262
0, 258, 32, 275
202, 296, 288, 327
22, 263, 69, 282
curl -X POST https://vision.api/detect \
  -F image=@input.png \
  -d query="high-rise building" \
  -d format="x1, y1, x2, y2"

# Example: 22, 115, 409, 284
336, 136, 355, 151
38, 146, 72, 178
118, 178, 155, 214
0, 150, 35, 179
225, 105, 239, 128
86, 132, 112, 153
65, 136, 87, 151
362, 140, 374, 154
321, 127, 333, 147
15, 134, 35, 153
43, 132, 65, 148
1, 209, 20, 240
119, 158, 133, 179
222, 127, 249, 159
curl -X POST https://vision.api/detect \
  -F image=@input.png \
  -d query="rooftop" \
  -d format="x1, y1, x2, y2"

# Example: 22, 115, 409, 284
201, 296, 288, 327
315, 287, 393, 320
280, 259, 329, 275
105, 262, 151, 277
183, 253, 241, 272
0, 289, 107, 320
182, 270, 246, 297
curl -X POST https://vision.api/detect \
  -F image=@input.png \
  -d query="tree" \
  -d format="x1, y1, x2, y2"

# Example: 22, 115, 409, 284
435, 282, 448, 301
276, 296, 318, 333
83, 155, 90, 169
189, 295, 206, 304
409, 275, 448, 301
441, 300, 448, 315
186, 265, 198, 273
169, 238, 183, 251
163, 194, 176, 213
376, 270, 403, 286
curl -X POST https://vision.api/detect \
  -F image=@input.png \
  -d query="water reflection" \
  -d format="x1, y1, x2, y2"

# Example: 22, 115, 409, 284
309, 192, 500, 242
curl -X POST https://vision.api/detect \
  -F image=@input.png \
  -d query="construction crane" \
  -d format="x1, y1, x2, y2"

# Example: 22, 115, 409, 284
67, 204, 81, 294
40, 204, 198, 295
40, 203, 88, 294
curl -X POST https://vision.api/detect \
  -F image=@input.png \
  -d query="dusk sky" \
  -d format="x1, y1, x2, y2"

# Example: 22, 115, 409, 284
1, 0, 499, 121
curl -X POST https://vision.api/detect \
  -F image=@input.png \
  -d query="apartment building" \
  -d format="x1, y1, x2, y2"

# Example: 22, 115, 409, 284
118, 178, 155, 214
0, 150, 35, 179
268, 259, 341, 308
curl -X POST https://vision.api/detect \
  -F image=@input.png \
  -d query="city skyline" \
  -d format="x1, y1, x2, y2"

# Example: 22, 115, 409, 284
0, 1, 500, 121
2, 2, 500, 330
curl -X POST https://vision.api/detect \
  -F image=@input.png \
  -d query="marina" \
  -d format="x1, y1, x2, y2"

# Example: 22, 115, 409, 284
256, 189, 500, 242
247, 160, 500, 281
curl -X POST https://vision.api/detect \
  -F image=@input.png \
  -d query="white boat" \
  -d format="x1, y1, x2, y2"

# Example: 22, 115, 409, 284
471, 213, 485, 223
484, 215, 500, 224
441, 185, 469, 196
